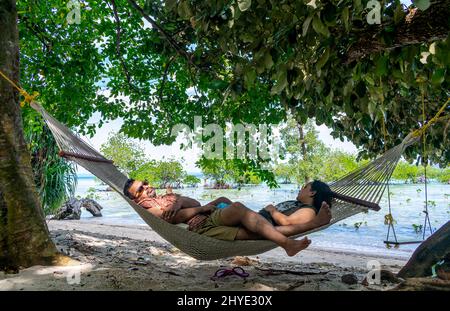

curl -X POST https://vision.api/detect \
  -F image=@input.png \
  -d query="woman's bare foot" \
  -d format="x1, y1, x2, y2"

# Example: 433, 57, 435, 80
313, 201, 332, 227
284, 237, 311, 256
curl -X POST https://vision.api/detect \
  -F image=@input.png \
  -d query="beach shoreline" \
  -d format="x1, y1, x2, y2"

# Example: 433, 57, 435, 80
0, 220, 410, 291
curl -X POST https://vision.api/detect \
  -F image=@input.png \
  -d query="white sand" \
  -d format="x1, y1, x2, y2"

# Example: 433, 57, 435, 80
0, 220, 409, 291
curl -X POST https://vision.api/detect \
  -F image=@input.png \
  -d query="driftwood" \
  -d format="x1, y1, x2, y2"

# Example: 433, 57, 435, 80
51, 198, 103, 220
255, 267, 329, 276
398, 221, 450, 278
392, 277, 450, 291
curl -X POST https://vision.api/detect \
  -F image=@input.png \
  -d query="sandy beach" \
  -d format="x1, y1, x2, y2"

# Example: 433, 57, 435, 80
0, 219, 414, 291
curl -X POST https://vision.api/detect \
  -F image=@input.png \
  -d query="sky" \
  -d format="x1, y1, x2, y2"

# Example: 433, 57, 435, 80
78, 111, 359, 175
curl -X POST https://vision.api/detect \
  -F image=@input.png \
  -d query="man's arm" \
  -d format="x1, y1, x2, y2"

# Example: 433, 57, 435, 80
167, 206, 213, 224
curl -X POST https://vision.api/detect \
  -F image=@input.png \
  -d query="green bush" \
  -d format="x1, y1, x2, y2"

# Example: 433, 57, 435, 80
437, 168, 450, 183
24, 119, 77, 215
130, 159, 186, 188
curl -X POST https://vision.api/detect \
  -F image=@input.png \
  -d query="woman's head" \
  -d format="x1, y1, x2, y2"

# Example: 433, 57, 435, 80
297, 180, 333, 210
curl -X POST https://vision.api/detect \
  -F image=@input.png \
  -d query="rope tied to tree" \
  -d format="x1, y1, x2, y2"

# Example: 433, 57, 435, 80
410, 98, 450, 139
0, 69, 39, 107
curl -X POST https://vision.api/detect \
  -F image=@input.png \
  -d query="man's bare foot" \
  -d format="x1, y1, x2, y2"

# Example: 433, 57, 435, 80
284, 237, 311, 257
314, 201, 332, 227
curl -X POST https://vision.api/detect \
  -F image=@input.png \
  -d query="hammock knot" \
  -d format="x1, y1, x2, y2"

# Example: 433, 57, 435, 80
384, 213, 395, 225
0, 69, 39, 107
20, 90, 39, 107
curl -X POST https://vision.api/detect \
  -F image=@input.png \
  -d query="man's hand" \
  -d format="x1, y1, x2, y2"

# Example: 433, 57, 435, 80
161, 209, 177, 221
200, 205, 215, 214
264, 204, 276, 213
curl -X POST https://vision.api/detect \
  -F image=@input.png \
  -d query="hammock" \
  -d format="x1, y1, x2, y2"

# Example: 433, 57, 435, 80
30, 102, 420, 260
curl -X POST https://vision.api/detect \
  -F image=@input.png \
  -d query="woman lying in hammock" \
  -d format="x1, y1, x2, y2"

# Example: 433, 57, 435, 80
123, 179, 333, 257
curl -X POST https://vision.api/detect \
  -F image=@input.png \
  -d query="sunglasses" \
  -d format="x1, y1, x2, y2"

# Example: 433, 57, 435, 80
134, 180, 149, 199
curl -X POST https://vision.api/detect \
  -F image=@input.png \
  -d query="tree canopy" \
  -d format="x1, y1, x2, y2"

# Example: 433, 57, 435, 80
100, 131, 147, 174
130, 158, 189, 187
18, 0, 450, 186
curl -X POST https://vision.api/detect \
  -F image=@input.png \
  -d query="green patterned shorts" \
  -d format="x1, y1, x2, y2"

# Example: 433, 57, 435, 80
192, 208, 241, 241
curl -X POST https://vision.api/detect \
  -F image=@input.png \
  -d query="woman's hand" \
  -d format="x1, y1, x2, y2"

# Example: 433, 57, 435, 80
264, 204, 276, 213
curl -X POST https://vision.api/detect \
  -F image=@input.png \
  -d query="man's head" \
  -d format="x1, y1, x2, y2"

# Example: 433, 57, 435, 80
297, 180, 333, 210
123, 178, 156, 201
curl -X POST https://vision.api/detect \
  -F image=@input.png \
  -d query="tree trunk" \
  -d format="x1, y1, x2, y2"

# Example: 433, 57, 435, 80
397, 221, 450, 278
345, 0, 450, 64
296, 122, 309, 184
0, 0, 59, 271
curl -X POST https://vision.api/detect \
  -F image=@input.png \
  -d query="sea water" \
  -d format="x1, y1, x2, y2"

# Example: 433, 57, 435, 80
75, 175, 450, 258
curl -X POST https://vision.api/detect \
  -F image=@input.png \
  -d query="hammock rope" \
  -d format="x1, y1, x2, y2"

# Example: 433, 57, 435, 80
29, 99, 425, 260
0, 70, 447, 260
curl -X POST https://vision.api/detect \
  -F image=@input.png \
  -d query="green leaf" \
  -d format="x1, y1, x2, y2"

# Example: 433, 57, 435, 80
375, 56, 388, 76
393, 4, 406, 24
244, 69, 257, 87
342, 7, 349, 32
177, 1, 192, 19
302, 15, 313, 37
270, 67, 288, 95
431, 68, 446, 85
316, 48, 329, 70
312, 15, 329, 37
164, 0, 177, 11
238, 0, 252, 12
209, 79, 228, 89
365, 76, 375, 86
263, 50, 274, 69
413, 0, 431, 11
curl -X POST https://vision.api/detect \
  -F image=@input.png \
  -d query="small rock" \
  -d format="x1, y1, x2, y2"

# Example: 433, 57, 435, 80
361, 269, 402, 286
341, 273, 358, 285
231, 256, 258, 266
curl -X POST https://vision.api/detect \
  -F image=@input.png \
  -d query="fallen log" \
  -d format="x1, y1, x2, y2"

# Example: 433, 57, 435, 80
397, 221, 450, 278
51, 198, 103, 220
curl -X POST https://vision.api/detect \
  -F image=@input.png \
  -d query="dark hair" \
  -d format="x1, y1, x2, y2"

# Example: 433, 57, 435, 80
123, 178, 135, 199
310, 180, 333, 211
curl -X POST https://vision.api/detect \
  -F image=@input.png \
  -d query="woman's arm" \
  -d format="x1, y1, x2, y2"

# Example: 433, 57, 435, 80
266, 205, 291, 226
265, 205, 316, 226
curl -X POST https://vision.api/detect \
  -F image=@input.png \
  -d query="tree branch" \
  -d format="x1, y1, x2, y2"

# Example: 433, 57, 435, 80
158, 55, 175, 103
20, 16, 53, 52
109, 0, 140, 93
345, 0, 450, 64
126, 0, 194, 66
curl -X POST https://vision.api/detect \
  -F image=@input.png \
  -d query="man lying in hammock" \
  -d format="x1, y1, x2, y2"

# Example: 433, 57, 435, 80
123, 179, 332, 257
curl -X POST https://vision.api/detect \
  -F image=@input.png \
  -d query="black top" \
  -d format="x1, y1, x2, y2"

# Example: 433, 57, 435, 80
258, 200, 317, 226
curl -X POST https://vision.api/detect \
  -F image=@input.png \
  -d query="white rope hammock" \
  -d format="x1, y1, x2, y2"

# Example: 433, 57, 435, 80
31, 102, 420, 260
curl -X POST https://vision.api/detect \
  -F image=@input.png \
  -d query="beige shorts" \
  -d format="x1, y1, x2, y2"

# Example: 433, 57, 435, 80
192, 208, 240, 241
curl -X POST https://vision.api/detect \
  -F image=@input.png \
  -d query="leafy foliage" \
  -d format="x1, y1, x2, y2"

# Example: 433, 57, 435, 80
320, 150, 368, 182
436, 168, 450, 183
197, 158, 262, 187
129, 158, 187, 188
17, 0, 450, 189
100, 131, 147, 175
183, 174, 201, 187
23, 112, 77, 215
278, 117, 329, 184
391, 162, 449, 183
